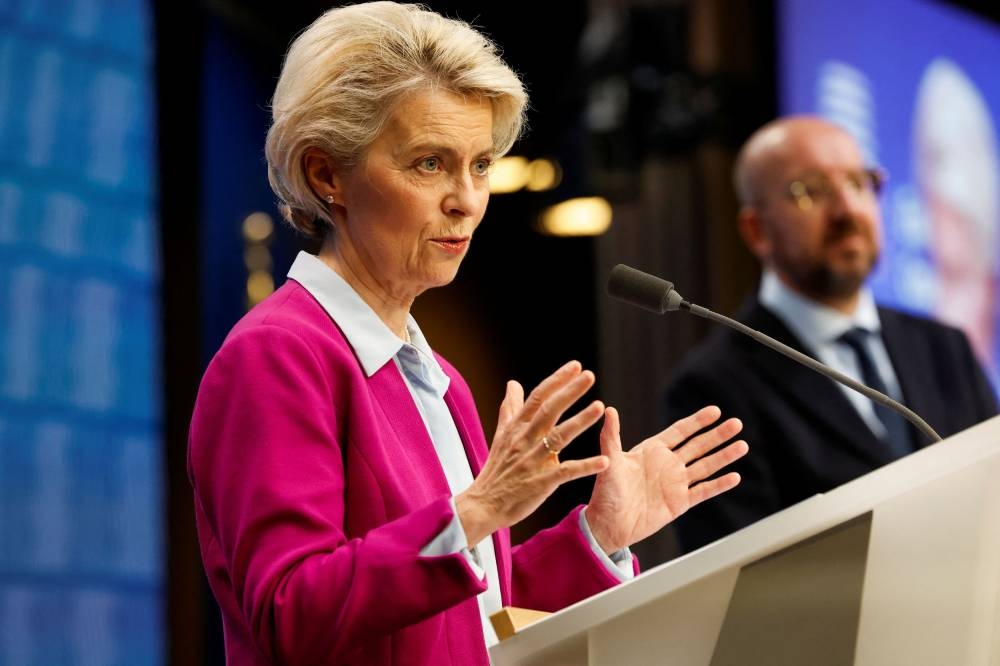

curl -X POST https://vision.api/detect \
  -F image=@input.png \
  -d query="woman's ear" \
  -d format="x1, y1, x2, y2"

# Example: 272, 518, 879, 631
303, 148, 342, 203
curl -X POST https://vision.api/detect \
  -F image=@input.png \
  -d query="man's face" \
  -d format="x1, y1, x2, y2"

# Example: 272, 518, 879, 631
749, 124, 883, 303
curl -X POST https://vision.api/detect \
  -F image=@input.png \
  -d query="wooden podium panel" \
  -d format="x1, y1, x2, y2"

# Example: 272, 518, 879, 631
490, 416, 1000, 666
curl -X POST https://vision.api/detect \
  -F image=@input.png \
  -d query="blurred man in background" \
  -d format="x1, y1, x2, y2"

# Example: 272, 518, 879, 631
662, 115, 998, 553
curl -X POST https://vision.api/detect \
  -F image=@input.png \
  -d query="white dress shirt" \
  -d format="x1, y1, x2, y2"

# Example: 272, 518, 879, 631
758, 269, 904, 439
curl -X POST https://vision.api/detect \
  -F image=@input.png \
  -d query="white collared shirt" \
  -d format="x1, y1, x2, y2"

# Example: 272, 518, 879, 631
758, 269, 903, 438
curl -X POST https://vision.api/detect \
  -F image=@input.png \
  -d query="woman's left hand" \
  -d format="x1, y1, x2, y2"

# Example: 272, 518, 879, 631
584, 405, 748, 554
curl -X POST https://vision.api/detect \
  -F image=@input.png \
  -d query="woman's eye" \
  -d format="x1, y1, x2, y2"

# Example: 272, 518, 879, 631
472, 159, 491, 176
419, 157, 440, 171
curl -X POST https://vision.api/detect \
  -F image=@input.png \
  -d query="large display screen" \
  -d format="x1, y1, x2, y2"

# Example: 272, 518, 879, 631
0, 1, 163, 663
779, 0, 1000, 393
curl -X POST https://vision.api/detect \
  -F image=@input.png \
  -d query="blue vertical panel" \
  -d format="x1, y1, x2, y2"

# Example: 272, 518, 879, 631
0, 0, 163, 664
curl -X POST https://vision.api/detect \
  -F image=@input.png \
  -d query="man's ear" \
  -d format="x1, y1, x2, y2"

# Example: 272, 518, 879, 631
303, 148, 342, 203
737, 205, 769, 260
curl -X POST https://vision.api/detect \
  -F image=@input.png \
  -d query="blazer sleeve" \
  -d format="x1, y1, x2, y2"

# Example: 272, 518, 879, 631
188, 324, 485, 664
509, 505, 638, 612
955, 330, 1000, 420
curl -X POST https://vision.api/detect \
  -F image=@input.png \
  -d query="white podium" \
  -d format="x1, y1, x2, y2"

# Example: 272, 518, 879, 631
490, 416, 1000, 666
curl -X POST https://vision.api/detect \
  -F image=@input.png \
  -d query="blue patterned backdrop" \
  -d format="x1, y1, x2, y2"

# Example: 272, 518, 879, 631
779, 0, 1000, 395
0, 0, 162, 663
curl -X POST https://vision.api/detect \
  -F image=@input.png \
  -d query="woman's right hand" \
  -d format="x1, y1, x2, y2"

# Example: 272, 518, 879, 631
455, 360, 610, 547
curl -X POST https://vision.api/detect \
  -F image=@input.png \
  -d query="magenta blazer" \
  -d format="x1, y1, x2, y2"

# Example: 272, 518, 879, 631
188, 280, 633, 665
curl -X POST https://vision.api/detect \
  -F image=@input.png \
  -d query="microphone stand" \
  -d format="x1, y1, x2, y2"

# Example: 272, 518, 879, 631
681, 300, 942, 444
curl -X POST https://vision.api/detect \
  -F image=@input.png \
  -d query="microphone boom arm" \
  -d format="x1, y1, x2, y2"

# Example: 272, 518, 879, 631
681, 300, 943, 443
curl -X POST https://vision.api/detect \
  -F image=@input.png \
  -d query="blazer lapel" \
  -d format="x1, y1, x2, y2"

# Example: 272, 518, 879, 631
368, 361, 452, 498
879, 308, 943, 449
443, 386, 513, 606
444, 389, 487, 475
741, 300, 894, 467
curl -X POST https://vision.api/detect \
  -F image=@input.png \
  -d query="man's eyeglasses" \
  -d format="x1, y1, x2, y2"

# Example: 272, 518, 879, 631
786, 167, 887, 211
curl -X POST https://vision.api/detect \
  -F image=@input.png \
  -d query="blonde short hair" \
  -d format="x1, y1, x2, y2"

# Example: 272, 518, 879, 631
265, 1, 528, 239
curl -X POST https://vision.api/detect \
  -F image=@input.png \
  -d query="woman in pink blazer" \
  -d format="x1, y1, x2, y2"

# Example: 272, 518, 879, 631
188, 3, 749, 664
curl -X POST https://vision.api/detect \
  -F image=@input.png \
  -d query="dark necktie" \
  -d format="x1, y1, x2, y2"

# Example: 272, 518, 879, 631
837, 327, 913, 458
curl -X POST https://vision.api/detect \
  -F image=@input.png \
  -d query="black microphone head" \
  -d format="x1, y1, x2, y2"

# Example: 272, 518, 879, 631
607, 264, 684, 314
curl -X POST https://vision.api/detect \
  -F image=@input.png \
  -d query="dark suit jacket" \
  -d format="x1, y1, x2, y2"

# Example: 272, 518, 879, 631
663, 295, 999, 553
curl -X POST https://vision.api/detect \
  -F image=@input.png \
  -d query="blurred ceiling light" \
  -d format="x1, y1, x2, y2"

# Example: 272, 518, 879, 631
537, 197, 613, 236
489, 155, 530, 193
242, 211, 274, 243
246, 269, 275, 305
525, 158, 562, 192
244, 244, 273, 271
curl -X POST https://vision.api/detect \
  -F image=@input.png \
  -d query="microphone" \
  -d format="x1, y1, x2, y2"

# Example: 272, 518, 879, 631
606, 264, 942, 444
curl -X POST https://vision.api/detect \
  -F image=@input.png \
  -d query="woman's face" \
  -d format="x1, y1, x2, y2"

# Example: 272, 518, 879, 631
332, 88, 494, 303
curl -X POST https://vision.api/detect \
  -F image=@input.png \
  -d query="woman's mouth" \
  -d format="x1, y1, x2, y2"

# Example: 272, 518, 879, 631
430, 237, 470, 254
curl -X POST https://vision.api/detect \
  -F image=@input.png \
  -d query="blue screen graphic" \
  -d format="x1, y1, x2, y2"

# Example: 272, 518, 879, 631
0, 1, 163, 664
779, 0, 1000, 393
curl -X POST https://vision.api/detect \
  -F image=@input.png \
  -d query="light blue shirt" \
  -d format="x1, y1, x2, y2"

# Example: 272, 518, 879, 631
758, 269, 903, 438
287, 252, 632, 649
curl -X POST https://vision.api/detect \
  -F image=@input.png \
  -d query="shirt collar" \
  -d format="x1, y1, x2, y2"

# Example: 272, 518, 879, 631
287, 251, 437, 378
758, 268, 882, 349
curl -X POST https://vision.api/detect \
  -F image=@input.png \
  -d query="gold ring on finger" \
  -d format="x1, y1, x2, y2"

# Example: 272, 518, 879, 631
542, 435, 558, 456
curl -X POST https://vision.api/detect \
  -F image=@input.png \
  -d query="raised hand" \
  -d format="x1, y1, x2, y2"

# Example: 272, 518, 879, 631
456, 361, 609, 547
584, 405, 748, 554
